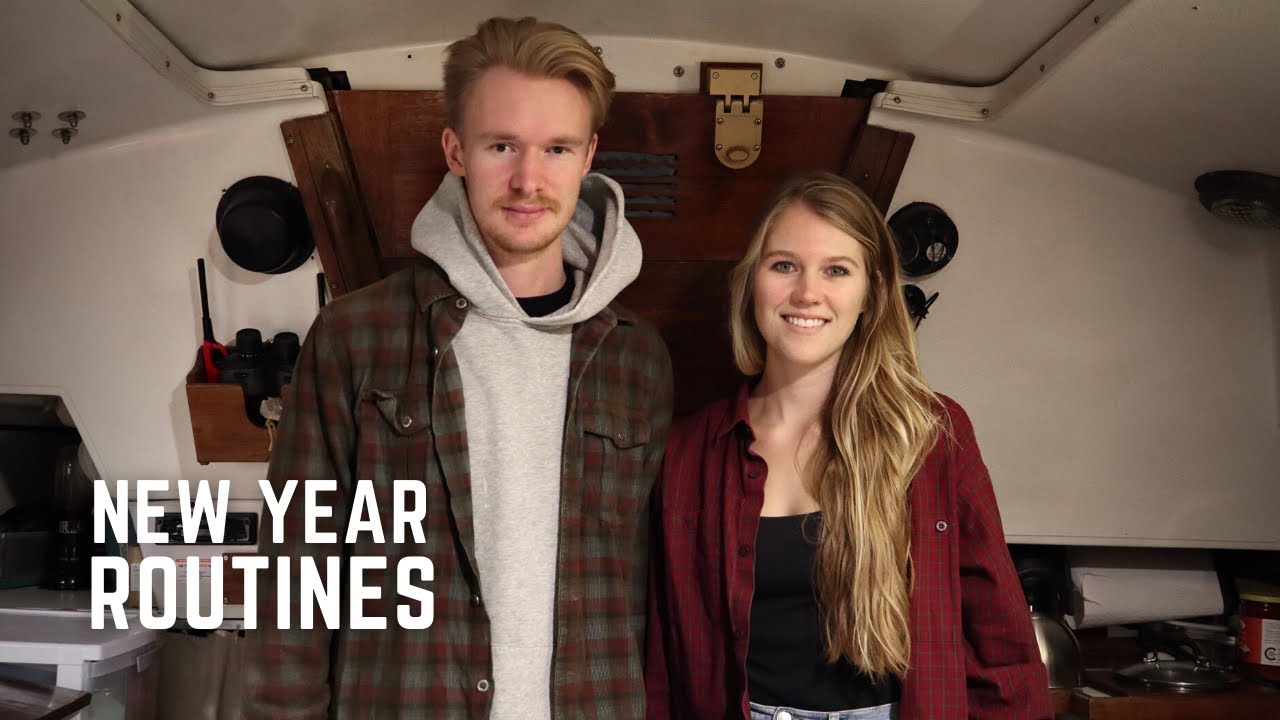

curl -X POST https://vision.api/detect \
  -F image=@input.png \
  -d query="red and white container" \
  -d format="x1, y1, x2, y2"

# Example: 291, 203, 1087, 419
1240, 583, 1280, 682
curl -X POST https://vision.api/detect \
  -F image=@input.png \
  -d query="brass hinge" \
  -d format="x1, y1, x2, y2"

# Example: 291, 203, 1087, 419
703, 63, 763, 170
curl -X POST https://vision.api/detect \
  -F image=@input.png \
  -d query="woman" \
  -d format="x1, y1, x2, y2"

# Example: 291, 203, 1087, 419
646, 173, 1051, 720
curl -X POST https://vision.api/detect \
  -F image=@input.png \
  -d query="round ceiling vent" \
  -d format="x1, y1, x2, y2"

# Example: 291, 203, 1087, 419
1194, 170, 1280, 231
888, 202, 959, 277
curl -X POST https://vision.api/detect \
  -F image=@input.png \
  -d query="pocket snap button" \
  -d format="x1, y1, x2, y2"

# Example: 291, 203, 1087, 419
935, 520, 948, 532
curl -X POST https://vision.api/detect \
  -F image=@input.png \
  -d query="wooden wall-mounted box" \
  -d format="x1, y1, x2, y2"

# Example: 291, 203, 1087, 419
184, 351, 271, 464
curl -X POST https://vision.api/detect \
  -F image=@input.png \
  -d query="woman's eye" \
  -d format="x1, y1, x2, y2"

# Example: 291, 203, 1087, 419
827, 266, 850, 277
771, 261, 795, 272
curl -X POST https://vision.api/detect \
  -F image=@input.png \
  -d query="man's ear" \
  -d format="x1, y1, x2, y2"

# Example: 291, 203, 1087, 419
581, 133, 599, 178
442, 127, 466, 176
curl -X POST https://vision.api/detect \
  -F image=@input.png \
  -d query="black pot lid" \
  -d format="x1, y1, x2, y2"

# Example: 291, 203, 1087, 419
215, 176, 314, 274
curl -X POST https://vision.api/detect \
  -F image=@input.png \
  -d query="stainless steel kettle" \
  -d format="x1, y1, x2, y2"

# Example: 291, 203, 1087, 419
1019, 564, 1083, 688
1029, 607, 1083, 688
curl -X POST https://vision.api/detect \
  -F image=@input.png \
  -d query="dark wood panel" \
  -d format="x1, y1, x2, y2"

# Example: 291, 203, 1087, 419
844, 124, 915, 214
316, 88, 920, 414
620, 261, 739, 415
598, 93, 867, 176
280, 113, 385, 296
331, 90, 870, 263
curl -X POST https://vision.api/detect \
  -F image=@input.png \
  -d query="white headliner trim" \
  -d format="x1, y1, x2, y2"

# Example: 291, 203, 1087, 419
81, 0, 326, 107
875, 0, 1132, 121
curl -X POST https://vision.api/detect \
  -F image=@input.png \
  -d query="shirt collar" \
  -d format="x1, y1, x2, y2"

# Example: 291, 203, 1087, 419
714, 378, 756, 441
413, 259, 462, 312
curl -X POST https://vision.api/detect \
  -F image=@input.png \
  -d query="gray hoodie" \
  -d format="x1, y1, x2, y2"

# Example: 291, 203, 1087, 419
409, 172, 641, 719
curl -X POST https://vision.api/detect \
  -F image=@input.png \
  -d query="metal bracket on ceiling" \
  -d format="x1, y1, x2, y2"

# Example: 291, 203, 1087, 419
703, 63, 763, 170
79, 0, 326, 108
873, 0, 1132, 122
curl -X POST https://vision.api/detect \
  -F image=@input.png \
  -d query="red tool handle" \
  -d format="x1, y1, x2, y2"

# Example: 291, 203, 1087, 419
202, 340, 227, 383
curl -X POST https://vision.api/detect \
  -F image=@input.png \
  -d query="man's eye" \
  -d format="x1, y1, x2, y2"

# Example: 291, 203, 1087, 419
492, 143, 510, 153
549, 146, 569, 155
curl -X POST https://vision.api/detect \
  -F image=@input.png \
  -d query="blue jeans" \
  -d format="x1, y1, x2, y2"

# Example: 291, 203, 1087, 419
748, 700, 899, 720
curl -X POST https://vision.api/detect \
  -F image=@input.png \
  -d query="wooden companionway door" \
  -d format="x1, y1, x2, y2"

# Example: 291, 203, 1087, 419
283, 84, 912, 415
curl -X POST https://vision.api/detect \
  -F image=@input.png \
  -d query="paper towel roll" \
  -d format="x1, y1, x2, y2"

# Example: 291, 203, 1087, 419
1067, 547, 1224, 629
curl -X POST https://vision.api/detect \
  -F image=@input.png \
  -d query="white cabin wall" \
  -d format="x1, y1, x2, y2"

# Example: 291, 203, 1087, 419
871, 110, 1279, 547
0, 97, 326, 498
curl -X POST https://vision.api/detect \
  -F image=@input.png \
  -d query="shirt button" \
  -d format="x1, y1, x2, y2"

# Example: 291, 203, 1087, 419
455, 297, 468, 309
733, 628, 745, 641
747, 468, 760, 480
935, 520, 948, 532
476, 678, 490, 692
432, 347, 439, 358
777, 711, 793, 720
400, 415, 413, 428
737, 544, 751, 557
470, 594, 482, 607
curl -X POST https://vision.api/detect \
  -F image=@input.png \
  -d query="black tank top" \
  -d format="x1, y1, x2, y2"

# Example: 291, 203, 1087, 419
747, 512, 900, 710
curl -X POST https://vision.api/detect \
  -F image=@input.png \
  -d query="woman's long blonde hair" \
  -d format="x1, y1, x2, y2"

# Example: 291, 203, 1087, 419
729, 172, 942, 679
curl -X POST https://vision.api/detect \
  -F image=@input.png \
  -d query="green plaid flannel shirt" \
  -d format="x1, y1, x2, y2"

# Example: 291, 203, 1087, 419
244, 261, 673, 719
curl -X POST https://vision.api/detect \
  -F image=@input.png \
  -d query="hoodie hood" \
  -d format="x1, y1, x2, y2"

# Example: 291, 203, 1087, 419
409, 172, 641, 327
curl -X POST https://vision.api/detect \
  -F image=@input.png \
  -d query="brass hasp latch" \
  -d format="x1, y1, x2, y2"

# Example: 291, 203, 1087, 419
703, 63, 763, 169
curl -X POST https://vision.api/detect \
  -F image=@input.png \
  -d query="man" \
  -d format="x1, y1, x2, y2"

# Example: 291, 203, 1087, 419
244, 17, 673, 719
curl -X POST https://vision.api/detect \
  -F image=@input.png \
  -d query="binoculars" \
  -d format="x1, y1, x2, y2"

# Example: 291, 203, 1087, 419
219, 328, 299, 425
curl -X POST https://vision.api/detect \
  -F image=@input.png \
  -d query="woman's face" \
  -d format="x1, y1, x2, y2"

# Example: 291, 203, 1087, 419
752, 203, 871, 375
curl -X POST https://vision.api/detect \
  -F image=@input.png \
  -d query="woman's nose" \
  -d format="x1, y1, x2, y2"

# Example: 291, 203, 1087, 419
790, 273, 820, 304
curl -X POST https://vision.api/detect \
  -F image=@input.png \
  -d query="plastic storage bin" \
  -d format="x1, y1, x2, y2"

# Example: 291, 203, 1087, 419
0, 607, 159, 719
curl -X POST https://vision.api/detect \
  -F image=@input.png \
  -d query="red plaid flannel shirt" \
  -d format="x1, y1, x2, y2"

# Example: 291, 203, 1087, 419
244, 261, 673, 719
646, 382, 1052, 719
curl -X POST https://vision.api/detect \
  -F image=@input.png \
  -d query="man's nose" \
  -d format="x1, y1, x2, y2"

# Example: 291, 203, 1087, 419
510, 152, 542, 194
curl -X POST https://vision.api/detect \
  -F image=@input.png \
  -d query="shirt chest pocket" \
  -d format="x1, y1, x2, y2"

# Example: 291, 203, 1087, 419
580, 405, 653, 526
358, 387, 434, 486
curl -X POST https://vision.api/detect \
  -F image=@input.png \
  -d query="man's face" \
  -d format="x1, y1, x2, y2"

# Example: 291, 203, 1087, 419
442, 66, 598, 268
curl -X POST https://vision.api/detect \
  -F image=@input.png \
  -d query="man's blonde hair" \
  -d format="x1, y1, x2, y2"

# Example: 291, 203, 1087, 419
443, 17, 616, 132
